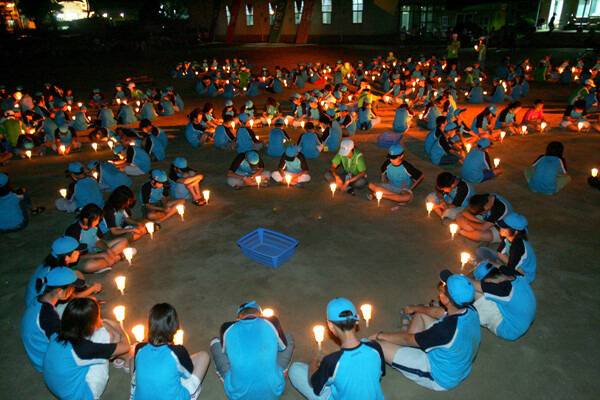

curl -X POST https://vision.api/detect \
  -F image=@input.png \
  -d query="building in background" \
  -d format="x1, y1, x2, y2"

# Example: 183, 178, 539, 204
536, 0, 600, 31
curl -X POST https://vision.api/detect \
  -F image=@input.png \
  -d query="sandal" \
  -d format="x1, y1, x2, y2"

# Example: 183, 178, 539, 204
193, 199, 207, 207
112, 358, 130, 373
366, 192, 374, 201
31, 206, 46, 215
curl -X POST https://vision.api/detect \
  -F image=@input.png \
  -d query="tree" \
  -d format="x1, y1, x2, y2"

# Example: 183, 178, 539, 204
17, 0, 63, 27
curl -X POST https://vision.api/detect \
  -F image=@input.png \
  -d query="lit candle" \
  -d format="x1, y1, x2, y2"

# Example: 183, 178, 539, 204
460, 252, 471, 269
136, 100, 141, 106
91, 142, 98, 151
114, 276, 126, 295
493, 158, 500, 168
500, 131, 506, 142
249, 119, 254, 129
540, 121, 547, 132
59, 188, 67, 198
449, 223, 458, 240
521, 125, 527, 134
77, 102, 83, 108
426, 201, 434, 217
113, 305, 126, 325
132, 324, 145, 342
25, 150, 32, 159
176, 204, 185, 221
383, 95, 389, 103
591, 168, 598, 178
329, 183, 337, 198
300, 121, 305, 129
375, 191, 383, 207
107, 141, 114, 150
313, 325, 325, 350
135, 107, 140, 112
577, 121, 584, 132
465, 91, 469, 97
465, 143, 472, 153
123, 247, 135, 265
285, 174, 292, 188
262, 308, 275, 318
230, 121, 235, 129
116, 98, 121, 104
202, 190, 210, 203
173, 329, 184, 345
360, 304, 373, 328
92, 171, 98, 180
483, 91, 488, 95
145, 221, 155, 239
284, 117, 289, 127
59, 144, 66, 155
255, 175, 262, 189
267, 118, 272, 127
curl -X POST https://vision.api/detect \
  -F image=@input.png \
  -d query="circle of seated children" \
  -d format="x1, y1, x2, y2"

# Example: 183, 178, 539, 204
11, 51, 600, 399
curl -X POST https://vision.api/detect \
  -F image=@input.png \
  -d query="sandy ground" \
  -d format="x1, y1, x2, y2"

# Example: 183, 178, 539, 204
1, 45, 599, 399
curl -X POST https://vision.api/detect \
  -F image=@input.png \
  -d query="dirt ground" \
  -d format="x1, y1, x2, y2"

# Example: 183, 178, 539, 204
1, 44, 599, 399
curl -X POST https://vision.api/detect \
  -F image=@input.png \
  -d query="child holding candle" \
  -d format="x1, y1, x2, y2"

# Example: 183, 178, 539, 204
0, 172, 45, 232
455, 193, 513, 243
524, 141, 571, 195
209, 301, 294, 400
55, 162, 105, 213
141, 169, 186, 223
214, 115, 237, 150
521, 99, 547, 132
460, 138, 503, 184
367, 144, 423, 206
131, 303, 210, 400
184, 109, 209, 148
43, 298, 131, 400
371, 270, 480, 391
297, 122, 324, 159
271, 145, 311, 187
65, 204, 129, 273
169, 157, 207, 206
289, 297, 386, 399
494, 101, 522, 135
470, 105, 498, 140
476, 212, 537, 283
103, 186, 149, 241
325, 139, 367, 196
426, 172, 476, 220
266, 118, 291, 158
468, 265, 537, 341
235, 114, 263, 153
227, 151, 271, 189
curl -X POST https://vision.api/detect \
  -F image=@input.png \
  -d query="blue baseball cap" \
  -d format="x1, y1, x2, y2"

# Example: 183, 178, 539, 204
66, 162, 85, 174
473, 262, 495, 281
173, 157, 188, 170
245, 150, 260, 165
0, 173, 8, 187
51, 236, 86, 257
497, 212, 528, 231
151, 169, 168, 183
237, 300, 262, 314
388, 144, 405, 156
487, 105, 497, 115
274, 117, 285, 126
285, 145, 299, 158
327, 297, 359, 322
477, 138, 491, 149
44, 267, 84, 289
440, 270, 475, 306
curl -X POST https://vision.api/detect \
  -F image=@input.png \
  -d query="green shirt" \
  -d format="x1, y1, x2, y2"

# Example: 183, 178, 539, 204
447, 40, 460, 59
1, 119, 23, 147
331, 150, 367, 176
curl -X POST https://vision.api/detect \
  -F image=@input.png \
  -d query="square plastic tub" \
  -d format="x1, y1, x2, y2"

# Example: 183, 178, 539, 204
237, 228, 299, 268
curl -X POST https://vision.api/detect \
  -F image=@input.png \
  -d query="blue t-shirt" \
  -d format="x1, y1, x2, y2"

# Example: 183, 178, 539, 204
381, 159, 422, 189
266, 128, 288, 158
393, 108, 410, 133
528, 155, 567, 194
310, 340, 385, 400
298, 132, 322, 159
214, 125, 235, 149
481, 276, 536, 340
133, 343, 195, 400
21, 300, 60, 372
74, 177, 105, 209
415, 307, 481, 390
461, 148, 492, 183
65, 221, 107, 253
43, 335, 116, 400
0, 192, 25, 230
444, 179, 475, 207
98, 162, 132, 192
185, 122, 204, 148
220, 316, 287, 400
236, 127, 256, 154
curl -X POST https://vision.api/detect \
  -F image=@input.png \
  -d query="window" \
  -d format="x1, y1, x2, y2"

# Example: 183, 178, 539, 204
268, 3, 276, 25
322, 0, 332, 24
400, 5, 410, 31
225, 5, 231, 24
246, 4, 254, 26
352, 0, 363, 24
294, 1, 304, 24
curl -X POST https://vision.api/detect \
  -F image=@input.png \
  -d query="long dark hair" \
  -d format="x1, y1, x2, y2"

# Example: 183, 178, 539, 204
106, 185, 136, 211
58, 298, 100, 344
78, 203, 104, 224
148, 303, 180, 345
